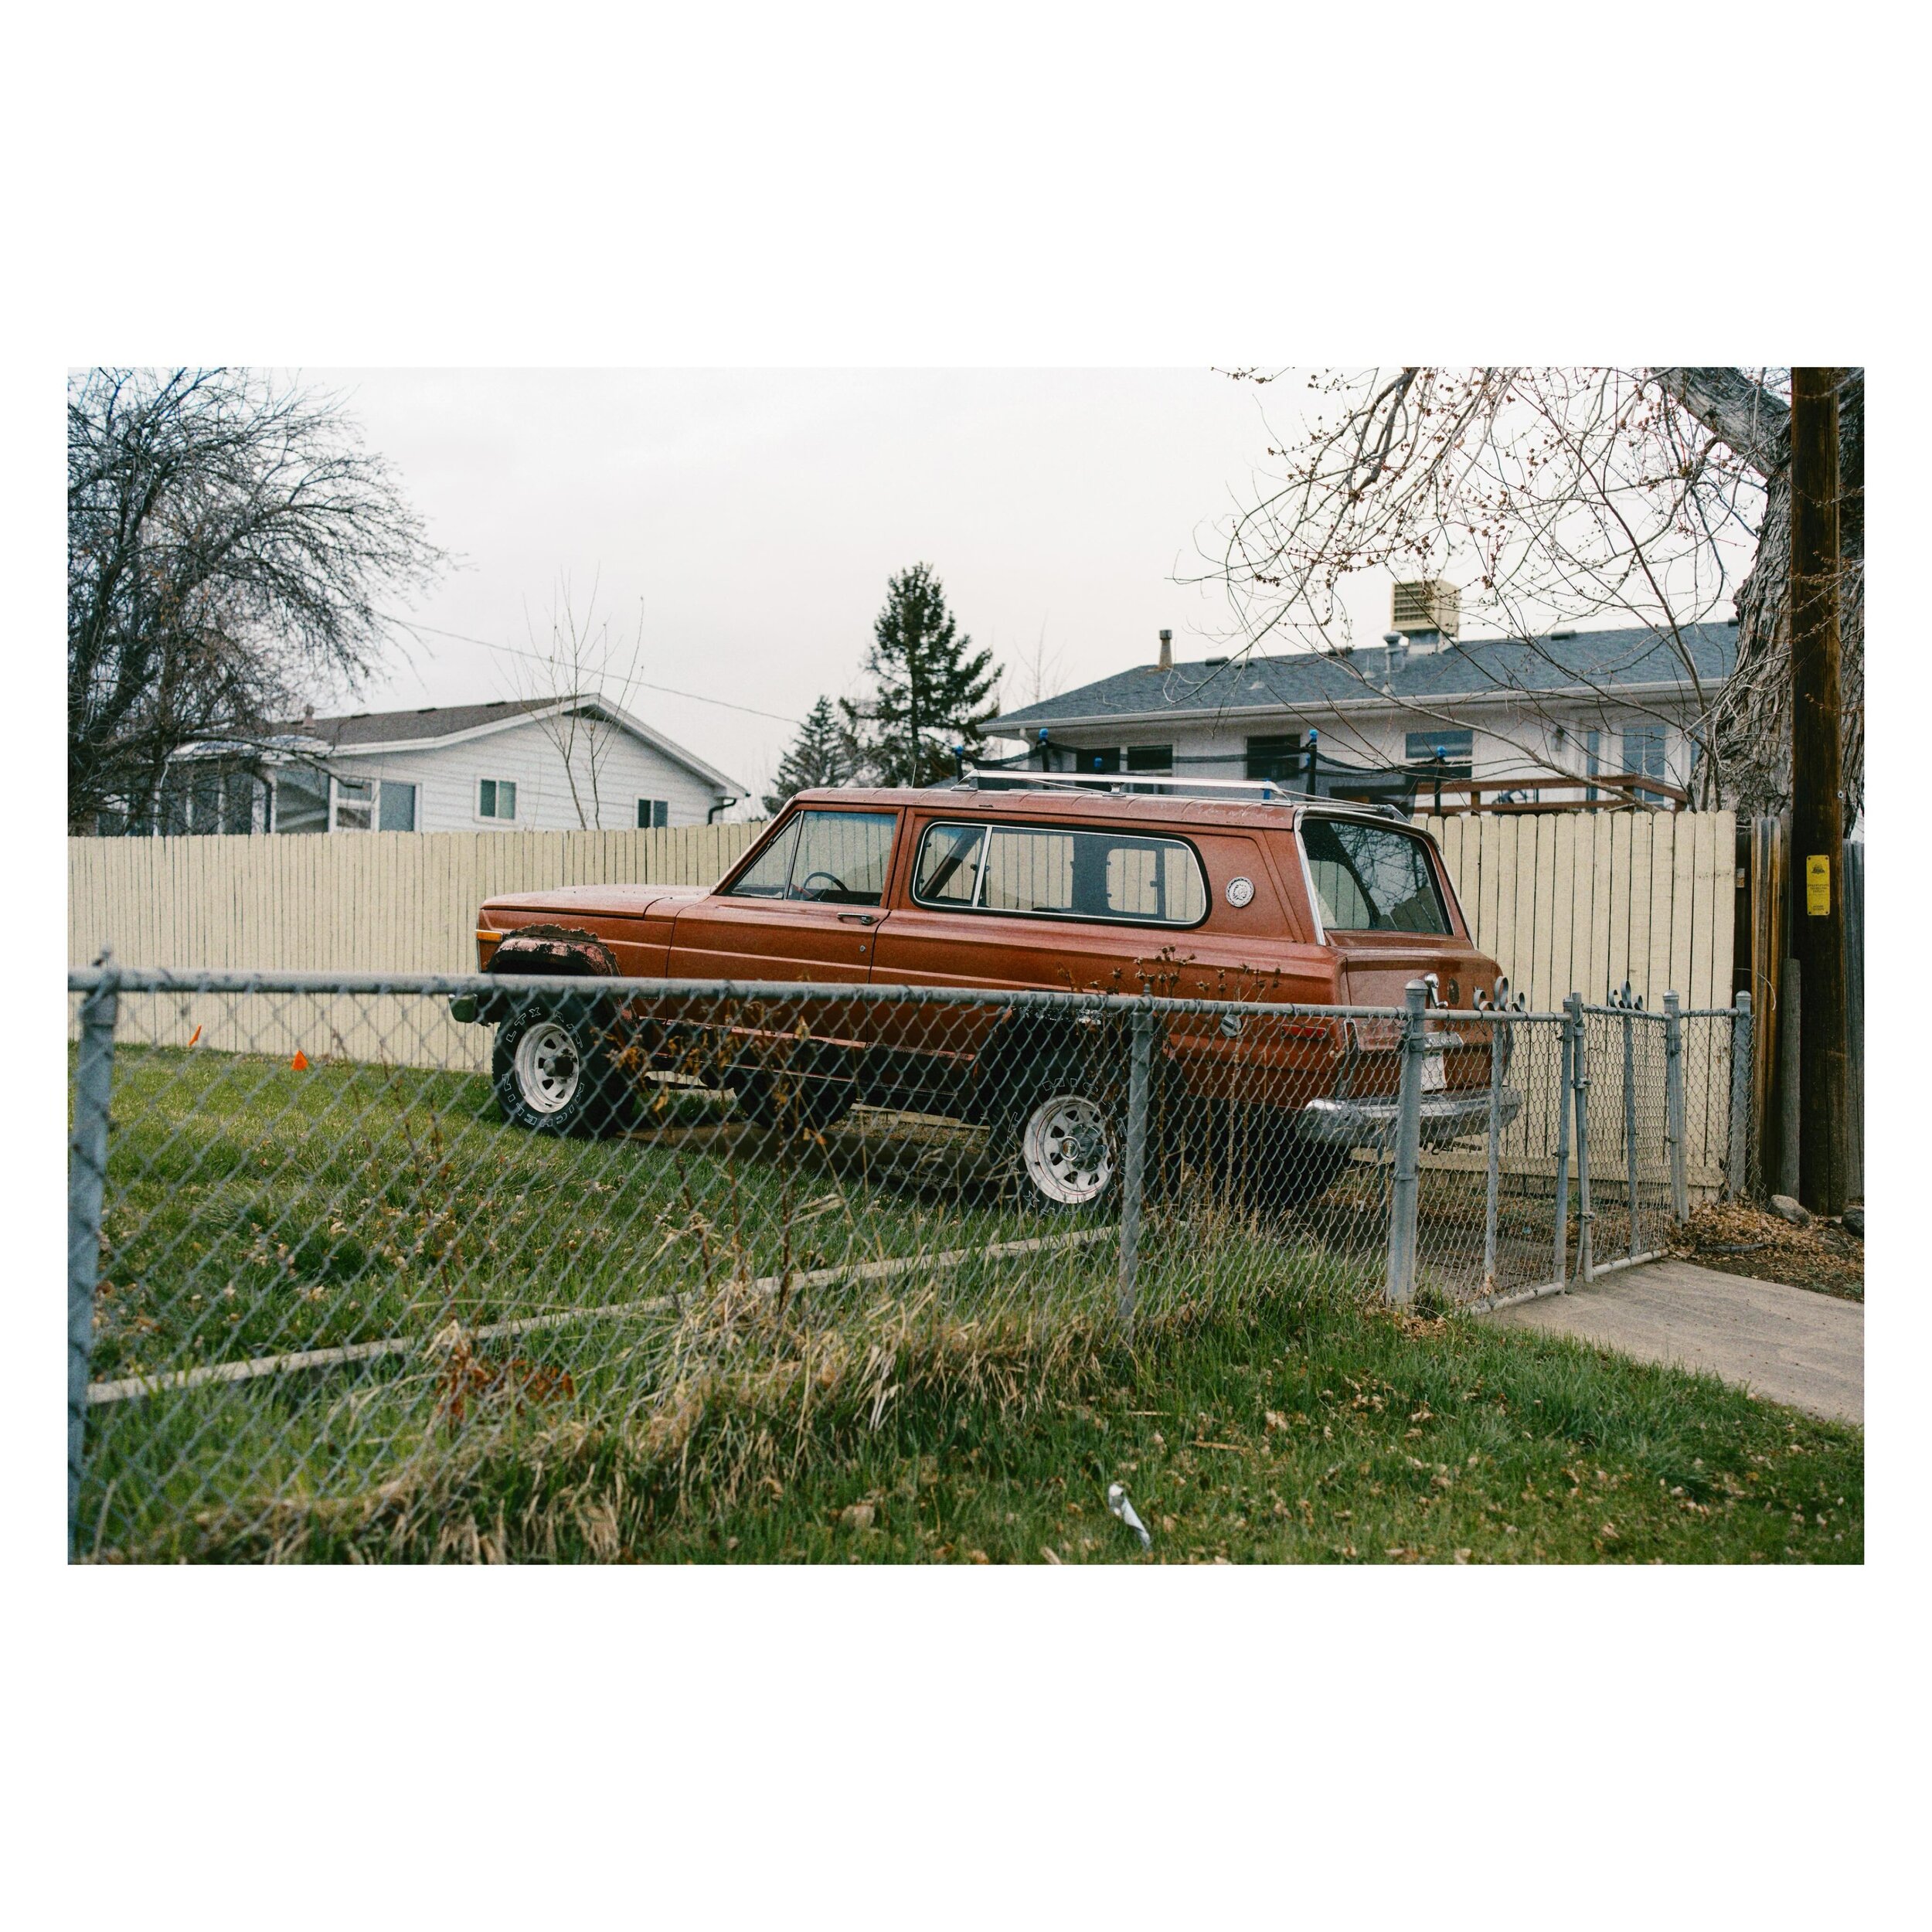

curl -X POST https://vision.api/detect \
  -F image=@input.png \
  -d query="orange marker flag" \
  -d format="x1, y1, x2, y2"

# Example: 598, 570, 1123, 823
291, 1050, 310, 1071
187, 1025, 202, 1048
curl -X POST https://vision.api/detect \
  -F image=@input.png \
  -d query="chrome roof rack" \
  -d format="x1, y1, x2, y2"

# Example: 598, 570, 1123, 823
959, 767, 1409, 820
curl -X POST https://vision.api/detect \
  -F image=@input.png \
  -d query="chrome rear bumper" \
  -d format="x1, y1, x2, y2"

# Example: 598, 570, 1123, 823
1295, 1085, 1522, 1150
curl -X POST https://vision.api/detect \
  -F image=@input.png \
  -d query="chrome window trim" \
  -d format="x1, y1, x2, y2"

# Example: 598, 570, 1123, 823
909, 816, 1211, 930
908, 818, 990, 911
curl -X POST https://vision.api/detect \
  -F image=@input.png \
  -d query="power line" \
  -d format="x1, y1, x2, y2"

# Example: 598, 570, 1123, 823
396, 620, 804, 726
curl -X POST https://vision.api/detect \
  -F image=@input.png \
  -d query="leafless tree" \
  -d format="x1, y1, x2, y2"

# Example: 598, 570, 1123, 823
1015, 621, 1066, 709
1205, 367, 1861, 816
67, 368, 443, 832
505, 575, 650, 828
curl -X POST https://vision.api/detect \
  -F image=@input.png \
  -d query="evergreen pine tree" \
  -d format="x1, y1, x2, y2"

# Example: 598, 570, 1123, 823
841, 563, 998, 787
762, 695, 857, 814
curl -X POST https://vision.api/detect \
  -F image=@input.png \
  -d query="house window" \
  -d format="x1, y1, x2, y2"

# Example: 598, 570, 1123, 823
1125, 744, 1173, 774
1584, 729, 1602, 801
637, 798, 669, 829
378, 781, 417, 832
1246, 734, 1304, 783
189, 770, 223, 835
275, 769, 329, 835
223, 774, 260, 835
334, 778, 375, 832
1404, 730, 1473, 776
1623, 725, 1668, 802
478, 778, 518, 821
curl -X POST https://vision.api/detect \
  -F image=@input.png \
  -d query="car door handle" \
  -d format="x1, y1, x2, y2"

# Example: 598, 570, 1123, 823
838, 913, 878, 926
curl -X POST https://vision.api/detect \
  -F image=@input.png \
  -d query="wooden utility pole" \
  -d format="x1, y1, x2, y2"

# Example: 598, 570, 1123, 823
1788, 368, 1849, 1215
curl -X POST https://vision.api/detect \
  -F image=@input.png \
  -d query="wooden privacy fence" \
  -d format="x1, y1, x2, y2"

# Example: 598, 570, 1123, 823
1417, 811, 1741, 1200
1417, 811, 1736, 1015
68, 823, 766, 975
68, 824, 767, 1073
71, 814, 1744, 1168
71, 812, 1740, 1005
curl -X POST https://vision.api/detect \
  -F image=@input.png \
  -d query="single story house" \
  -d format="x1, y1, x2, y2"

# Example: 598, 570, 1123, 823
114, 696, 743, 835
984, 594, 1736, 812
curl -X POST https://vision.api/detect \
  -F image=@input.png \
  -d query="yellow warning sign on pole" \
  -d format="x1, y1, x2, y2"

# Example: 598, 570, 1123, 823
1805, 854, 1831, 917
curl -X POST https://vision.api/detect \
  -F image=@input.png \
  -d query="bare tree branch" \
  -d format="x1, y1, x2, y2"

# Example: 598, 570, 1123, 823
68, 367, 444, 832
1199, 366, 1861, 817
505, 576, 651, 828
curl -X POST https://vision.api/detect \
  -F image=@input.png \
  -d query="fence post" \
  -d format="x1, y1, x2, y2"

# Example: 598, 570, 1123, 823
1552, 1004, 1574, 1291
1664, 991, 1689, 1223
1567, 992, 1594, 1284
1726, 990, 1753, 1201
1384, 981, 1427, 1305
1621, 986, 1641, 1260
70, 950, 121, 1559
1481, 1008, 1505, 1294
1116, 1005, 1155, 1332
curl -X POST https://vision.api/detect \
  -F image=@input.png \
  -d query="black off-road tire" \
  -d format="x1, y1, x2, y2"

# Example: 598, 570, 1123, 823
492, 1002, 638, 1138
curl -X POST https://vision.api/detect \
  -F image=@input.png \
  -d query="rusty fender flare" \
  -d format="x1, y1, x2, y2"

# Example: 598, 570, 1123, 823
464, 925, 621, 1026
488, 923, 621, 978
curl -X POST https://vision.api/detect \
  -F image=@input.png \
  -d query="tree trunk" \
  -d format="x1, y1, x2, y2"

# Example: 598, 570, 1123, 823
1683, 369, 1863, 820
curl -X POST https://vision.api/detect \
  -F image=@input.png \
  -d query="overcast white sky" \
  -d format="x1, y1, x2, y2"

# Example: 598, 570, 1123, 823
315, 368, 1397, 803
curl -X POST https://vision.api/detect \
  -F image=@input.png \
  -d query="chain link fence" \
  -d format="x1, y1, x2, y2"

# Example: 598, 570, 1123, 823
67, 964, 1756, 1559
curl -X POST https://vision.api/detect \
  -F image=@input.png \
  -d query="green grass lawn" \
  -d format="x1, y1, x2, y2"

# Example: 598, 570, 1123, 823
87, 1043, 1089, 1386
77, 1043, 1862, 1564
229, 1280, 1856, 1565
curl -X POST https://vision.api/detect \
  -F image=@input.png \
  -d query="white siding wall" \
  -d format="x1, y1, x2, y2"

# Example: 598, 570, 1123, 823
320, 719, 729, 833
1038, 696, 1699, 798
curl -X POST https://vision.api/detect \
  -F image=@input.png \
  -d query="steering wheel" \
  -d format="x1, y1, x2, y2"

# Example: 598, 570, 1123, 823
798, 869, 849, 900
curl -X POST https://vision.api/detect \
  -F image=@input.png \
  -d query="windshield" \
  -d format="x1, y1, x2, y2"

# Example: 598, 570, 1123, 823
1299, 818, 1449, 934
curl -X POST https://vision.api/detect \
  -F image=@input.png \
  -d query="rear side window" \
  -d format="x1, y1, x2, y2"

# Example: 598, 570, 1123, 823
913, 821, 985, 905
913, 820, 1206, 926
1300, 818, 1449, 934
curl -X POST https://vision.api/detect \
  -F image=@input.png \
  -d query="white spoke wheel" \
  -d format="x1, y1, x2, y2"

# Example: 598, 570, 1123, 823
492, 1003, 637, 1138
1019, 1092, 1116, 1207
514, 1019, 582, 1114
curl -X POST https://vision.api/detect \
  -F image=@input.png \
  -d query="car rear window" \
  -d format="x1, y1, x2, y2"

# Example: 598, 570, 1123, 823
912, 820, 1206, 926
1299, 817, 1449, 934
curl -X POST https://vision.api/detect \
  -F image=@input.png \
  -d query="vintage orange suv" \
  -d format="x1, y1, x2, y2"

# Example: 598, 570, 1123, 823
454, 777, 1519, 1210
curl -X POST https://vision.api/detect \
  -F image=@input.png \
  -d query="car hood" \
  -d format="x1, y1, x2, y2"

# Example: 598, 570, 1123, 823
480, 883, 710, 922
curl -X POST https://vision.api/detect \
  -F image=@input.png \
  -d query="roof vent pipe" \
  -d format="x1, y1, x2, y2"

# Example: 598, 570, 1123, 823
1158, 628, 1172, 672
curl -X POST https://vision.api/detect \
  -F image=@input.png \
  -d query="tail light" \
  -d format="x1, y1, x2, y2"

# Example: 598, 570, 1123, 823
1475, 975, 1522, 1077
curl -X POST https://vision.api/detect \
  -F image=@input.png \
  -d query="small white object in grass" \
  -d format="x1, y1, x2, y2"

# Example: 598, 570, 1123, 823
1107, 1482, 1152, 1549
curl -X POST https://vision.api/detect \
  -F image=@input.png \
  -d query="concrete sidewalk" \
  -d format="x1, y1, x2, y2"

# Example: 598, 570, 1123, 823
1481, 1258, 1863, 1426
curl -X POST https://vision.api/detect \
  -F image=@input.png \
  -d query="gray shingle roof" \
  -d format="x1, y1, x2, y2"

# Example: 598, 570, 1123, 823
272, 698, 570, 749
986, 624, 1736, 736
